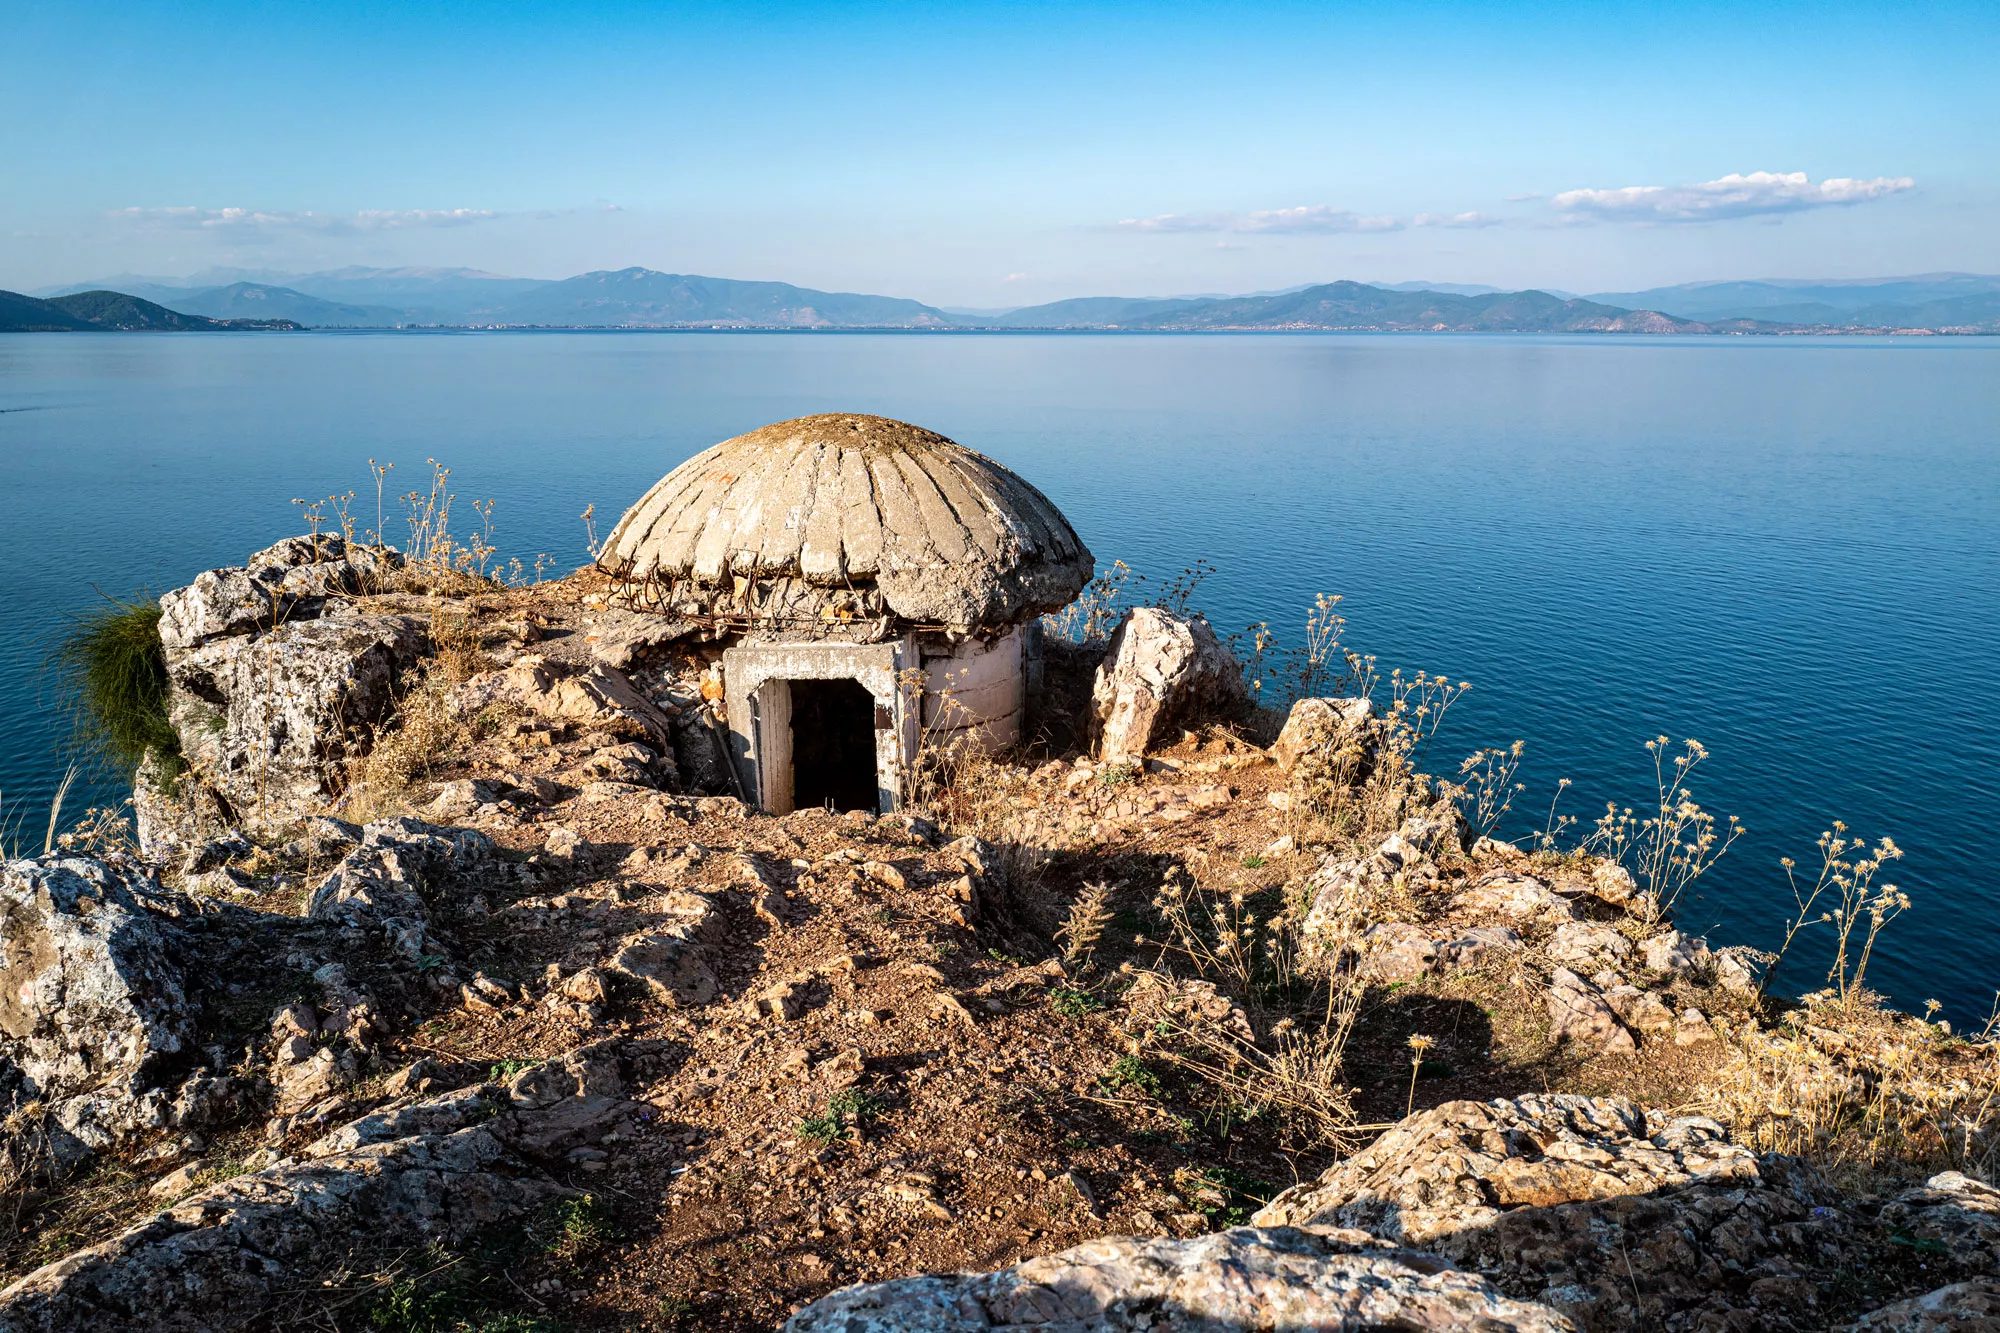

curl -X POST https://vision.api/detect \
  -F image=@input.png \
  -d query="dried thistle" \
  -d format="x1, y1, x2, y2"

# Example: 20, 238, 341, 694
1058, 881, 1114, 970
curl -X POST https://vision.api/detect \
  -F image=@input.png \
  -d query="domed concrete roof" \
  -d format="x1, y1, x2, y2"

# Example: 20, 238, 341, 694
598, 414, 1093, 630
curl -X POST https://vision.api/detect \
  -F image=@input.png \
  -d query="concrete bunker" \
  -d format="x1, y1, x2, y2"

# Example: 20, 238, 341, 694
596, 414, 1093, 812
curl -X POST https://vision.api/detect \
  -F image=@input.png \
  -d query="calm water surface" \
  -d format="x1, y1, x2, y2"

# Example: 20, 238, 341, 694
2, 332, 1995, 1018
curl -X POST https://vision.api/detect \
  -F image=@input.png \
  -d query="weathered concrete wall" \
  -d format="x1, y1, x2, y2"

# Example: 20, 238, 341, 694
920, 626, 1025, 751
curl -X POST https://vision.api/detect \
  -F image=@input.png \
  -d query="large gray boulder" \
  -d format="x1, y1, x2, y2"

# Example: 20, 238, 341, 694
0, 857, 195, 1177
1254, 1094, 1856, 1332
157, 535, 402, 652
1089, 609, 1246, 763
307, 817, 508, 962
166, 612, 427, 840
785, 1225, 1575, 1332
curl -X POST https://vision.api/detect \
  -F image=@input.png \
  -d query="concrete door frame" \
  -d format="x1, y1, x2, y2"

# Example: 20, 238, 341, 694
722, 636, 919, 814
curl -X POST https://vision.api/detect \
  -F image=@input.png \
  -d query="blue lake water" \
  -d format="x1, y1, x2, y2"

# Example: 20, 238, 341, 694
1, 331, 1995, 1020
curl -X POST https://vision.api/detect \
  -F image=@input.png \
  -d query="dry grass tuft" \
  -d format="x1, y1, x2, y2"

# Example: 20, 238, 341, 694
1700, 991, 2000, 1189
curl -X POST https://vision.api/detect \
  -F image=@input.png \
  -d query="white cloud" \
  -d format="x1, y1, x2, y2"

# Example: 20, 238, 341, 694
1549, 171, 1914, 223
112, 206, 503, 233
1116, 205, 1401, 235
1413, 211, 1499, 229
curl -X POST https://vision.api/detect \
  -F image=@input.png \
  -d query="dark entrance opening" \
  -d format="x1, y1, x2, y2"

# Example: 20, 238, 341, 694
789, 678, 879, 813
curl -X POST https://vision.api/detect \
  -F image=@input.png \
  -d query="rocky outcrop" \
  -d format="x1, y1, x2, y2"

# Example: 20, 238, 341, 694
0, 1042, 646, 1333
167, 612, 427, 841
1546, 967, 1636, 1053
145, 535, 427, 848
307, 816, 511, 963
1089, 609, 1246, 763
1272, 696, 1379, 810
454, 655, 680, 778
784, 1225, 1576, 1332
1847, 1280, 2000, 1329
1878, 1172, 2000, 1272
0, 856, 195, 1179
1254, 1094, 1855, 1332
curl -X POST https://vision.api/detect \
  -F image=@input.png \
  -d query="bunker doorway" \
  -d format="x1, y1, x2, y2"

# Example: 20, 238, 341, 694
789, 678, 879, 813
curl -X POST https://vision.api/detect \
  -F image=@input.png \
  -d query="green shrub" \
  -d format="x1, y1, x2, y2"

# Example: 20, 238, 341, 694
1050, 987, 1106, 1018
53, 597, 179, 780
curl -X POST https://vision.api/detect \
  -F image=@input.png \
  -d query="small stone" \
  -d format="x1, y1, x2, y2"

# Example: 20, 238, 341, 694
1674, 1008, 1717, 1045
148, 1162, 205, 1199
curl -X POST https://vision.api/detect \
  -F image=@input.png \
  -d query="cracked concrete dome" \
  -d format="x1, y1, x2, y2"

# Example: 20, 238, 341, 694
598, 414, 1093, 631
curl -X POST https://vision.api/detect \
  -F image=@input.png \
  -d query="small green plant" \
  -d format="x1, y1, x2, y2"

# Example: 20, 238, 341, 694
540, 1192, 615, 1264
488, 1059, 536, 1082
1049, 987, 1106, 1018
800, 1089, 882, 1144
1179, 1165, 1272, 1228
1240, 854, 1266, 869
1097, 764, 1137, 787
53, 595, 181, 781
1100, 1055, 1162, 1098
655, 1295, 696, 1325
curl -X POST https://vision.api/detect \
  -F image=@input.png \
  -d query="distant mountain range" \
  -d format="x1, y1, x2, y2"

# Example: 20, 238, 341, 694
0, 289, 300, 332
10, 266, 1999, 334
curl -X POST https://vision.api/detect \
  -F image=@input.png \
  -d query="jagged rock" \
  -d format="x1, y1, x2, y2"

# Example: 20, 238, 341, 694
1454, 870, 1574, 922
1639, 929, 1710, 975
1440, 925, 1523, 968
607, 931, 719, 1006
307, 818, 501, 962
1357, 923, 1438, 983
1878, 1172, 2000, 1271
1711, 945, 1766, 993
1300, 818, 1454, 954
1601, 984, 1675, 1038
1546, 968, 1635, 1053
1846, 1280, 2000, 1329
1546, 922, 1631, 968
1271, 696, 1375, 771
0, 1044, 639, 1333
1674, 1008, 1716, 1045
785, 1225, 1576, 1332
1089, 609, 1246, 763
1587, 862, 1637, 906
582, 607, 696, 669
167, 613, 428, 839
423, 778, 515, 822
0, 856, 195, 1177
157, 536, 405, 653
454, 654, 678, 757
1255, 1094, 1846, 1333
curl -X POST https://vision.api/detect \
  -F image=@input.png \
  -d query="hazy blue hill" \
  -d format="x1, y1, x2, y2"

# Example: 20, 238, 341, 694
978, 295, 1214, 328
8, 290, 298, 331
157, 283, 407, 327
281, 266, 552, 319
484, 268, 953, 327
1591, 274, 2000, 328
0, 291, 95, 331
1011, 281, 1711, 332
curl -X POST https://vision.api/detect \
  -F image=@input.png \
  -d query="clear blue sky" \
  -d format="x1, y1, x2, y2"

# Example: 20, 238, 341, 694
4, 0, 1994, 302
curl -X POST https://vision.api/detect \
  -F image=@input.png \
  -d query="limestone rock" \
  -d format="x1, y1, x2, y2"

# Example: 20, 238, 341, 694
1089, 609, 1246, 763
307, 818, 502, 962
1601, 984, 1676, 1038
1639, 929, 1710, 975
607, 931, 719, 1007
1546, 968, 1635, 1053
158, 534, 402, 650
0, 856, 195, 1176
1712, 945, 1766, 993
1454, 870, 1574, 923
1440, 925, 1523, 968
167, 612, 427, 839
1357, 923, 1439, 983
1847, 1280, 2000, 1329
1271, 696, 1375, 773
455, 655, 678, 756
1546, 922, 1631, 968
1254, 1094, 1843, 1333
1878, 1172, 2000, 1272
784, 1225, 1576, 1332
1674, 1008, 1717, 1045
1587, 862, 1637, 906
0, 1044, 636, 1333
